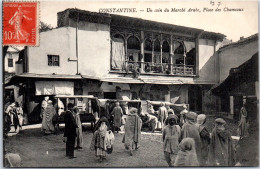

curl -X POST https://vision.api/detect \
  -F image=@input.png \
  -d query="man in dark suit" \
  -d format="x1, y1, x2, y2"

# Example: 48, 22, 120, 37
64, 103, 78, 159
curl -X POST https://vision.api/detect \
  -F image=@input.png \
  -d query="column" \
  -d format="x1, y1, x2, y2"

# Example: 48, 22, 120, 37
160, 34, 163, 65
124, 38, 128, 58
140, 31, 144, 73
195, 33, 201, 76
230, 96, 234, 117
169, 35, 173, 74
214, 40, 219, 82
256, 82, 259, 116
183, 42, 186, 75
152, 33, 154, 63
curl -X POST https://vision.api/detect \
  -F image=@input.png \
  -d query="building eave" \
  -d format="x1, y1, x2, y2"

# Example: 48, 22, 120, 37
218, 33, 258, 52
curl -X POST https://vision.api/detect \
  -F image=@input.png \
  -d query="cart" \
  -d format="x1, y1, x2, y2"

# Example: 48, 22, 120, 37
54, 95, 98, 130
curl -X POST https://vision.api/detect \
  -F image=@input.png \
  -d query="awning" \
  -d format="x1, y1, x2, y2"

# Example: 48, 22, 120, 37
212, 52, 258, 95
54, 95, 96, 98
141, 79, 186, 85
6, 73, 83, 86
100, 77, 144, 84
140, 76, 194, 85
99, 76, 194, 85
16, 73, 82, 79
35, 81, 74, 96
81, 75, 100, 81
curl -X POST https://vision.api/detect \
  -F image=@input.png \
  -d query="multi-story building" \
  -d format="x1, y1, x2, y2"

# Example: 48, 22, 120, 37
9, 9, 226, 122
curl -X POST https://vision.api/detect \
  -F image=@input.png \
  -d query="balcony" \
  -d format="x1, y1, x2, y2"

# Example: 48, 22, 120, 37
112, 61, 196, 76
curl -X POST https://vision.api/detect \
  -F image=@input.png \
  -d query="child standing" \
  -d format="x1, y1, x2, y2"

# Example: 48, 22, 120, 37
162, 114, 181, 166
105, 130, 115, 154
90, 117, 110, 162
174, 138, 199, 166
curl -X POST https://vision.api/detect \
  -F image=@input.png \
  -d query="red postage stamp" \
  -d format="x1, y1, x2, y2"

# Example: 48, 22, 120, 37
3, 2, 39, 46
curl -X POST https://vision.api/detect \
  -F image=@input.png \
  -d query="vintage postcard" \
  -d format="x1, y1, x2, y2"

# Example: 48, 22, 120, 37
2, 0, 259, 167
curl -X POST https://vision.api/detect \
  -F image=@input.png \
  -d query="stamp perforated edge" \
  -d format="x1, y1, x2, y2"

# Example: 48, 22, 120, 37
2, 0, 40, 47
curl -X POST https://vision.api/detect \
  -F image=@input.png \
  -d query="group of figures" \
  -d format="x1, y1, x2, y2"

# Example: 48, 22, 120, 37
4, 96, 249, 167
141, 103, 188, 132
98, 101, 248, 166
162, 112, 234, 167
63, 101, 142, 162
4, 102, 24, 136
161, 104, 249, 167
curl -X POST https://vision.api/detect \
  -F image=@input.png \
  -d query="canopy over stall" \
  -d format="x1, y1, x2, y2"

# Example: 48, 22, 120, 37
146, 100, 189, 114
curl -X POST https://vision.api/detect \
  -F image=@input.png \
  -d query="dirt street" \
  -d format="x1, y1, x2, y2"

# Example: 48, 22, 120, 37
4, 124, 168, 167
4, 116, 259, 167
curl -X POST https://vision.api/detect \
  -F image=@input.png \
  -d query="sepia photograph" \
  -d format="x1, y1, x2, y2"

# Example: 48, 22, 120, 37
2, 0, 259, 167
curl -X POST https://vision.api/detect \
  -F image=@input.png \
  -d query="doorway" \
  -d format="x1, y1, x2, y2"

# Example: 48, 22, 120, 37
188, 85, 202, 112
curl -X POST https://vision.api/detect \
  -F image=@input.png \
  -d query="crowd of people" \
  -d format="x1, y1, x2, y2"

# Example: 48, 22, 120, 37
162, 111, 237, 167
4, 97, 250, 167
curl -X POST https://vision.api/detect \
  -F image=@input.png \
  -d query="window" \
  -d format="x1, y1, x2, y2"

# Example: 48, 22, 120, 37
144, 39, 152, 51
154, 39, 160, 52
74, 81, 83, 95
8, 58, 13, 67
48, 55, 59, 66
127, 36, 140, 50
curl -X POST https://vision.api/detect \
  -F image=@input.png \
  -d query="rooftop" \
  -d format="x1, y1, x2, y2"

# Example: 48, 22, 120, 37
57, 8, 226, 41
219, 33, 258, 51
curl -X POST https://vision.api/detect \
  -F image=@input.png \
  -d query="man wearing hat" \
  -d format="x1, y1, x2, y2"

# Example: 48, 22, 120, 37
179, 105, 188, 127
64, 103, 78, 159
208, 118, 235, 166
181, 111, 202, 165
162, 114, 181, 166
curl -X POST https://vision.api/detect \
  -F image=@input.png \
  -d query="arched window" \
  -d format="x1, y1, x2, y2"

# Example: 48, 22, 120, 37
144, 39, 152, 51
154, 39, 160, 52
173, 41, 185, 65
113, 34, 124, 39
127, 36, 140, 50
144, 39, 152, 63
162, 41, 170, 53
127, 36, 140, 63
162, 41, 170, 63
174, 41, 184, 54
186, 48, 196, 65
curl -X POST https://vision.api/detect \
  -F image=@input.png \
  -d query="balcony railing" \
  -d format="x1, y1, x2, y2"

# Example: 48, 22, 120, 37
113, 61, 196, 76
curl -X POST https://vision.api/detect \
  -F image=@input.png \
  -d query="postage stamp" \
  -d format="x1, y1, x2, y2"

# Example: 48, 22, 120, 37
3, 2, 39, 46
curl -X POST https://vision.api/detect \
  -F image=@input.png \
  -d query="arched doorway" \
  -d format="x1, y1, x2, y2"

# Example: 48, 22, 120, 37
188, 85, 202, 112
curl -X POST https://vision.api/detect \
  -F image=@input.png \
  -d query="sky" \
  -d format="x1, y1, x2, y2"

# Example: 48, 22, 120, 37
40, 0, 258, 42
